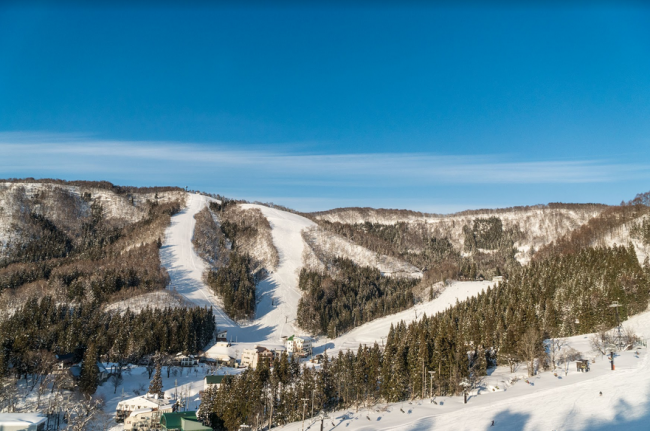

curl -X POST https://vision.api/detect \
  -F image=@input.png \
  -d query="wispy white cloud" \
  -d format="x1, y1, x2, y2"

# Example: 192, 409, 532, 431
1, 132, 647, 186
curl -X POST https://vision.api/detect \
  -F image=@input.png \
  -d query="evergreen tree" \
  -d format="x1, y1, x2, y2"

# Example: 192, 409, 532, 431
79, 343, 99, 396
148, 361, 164, 398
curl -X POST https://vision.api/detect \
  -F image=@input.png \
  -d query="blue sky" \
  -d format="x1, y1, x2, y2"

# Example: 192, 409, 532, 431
1, 2, 649, 212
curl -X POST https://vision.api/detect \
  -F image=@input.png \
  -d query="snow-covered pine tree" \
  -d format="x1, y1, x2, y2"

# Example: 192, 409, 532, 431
148, 362, 164, 398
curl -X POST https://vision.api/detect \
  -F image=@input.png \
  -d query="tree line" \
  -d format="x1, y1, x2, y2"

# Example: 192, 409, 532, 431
0, 296, 216, 383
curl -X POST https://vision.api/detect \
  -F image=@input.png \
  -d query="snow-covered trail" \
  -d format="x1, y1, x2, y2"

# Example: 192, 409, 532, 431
160, 193, 236, 332
239, 204, 316, 342
314, 280, 494, 356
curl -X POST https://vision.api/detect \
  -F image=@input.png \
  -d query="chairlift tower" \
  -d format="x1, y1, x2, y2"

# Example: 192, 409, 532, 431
428, 371, 436, 399
609, 301, 623, 350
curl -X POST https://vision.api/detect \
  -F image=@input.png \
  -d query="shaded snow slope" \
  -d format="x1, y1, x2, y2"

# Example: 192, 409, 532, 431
238, 204, 316, 341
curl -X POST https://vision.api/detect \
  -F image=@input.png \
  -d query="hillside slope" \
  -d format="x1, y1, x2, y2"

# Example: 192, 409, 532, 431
311, 205, 606, 264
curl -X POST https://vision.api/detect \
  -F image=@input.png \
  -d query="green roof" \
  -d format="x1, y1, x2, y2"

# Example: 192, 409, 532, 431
287, 335, 294, 341
205, 375, 225, 385
160, 411, 211, 430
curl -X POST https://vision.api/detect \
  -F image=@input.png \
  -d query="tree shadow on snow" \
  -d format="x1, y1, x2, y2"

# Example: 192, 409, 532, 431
254, 277, 281, 320
566, 394, 650, 431
482, 410, 532, 431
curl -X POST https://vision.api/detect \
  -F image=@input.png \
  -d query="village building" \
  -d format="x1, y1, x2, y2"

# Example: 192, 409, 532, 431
52, 354, 109, 389
286, 336, 312, 357
123, 408, 159, 430
175, 353, 200, 367
215, 330, 230, 347
160, 411, 212, 431
240, 346, 274, 369
115, 394, 174, 423
204, 375, 226, 390
0, 413, 47, 431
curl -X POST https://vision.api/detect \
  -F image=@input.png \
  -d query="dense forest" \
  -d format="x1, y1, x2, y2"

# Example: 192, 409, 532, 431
297, 257, 417, 336
206, 253, 257, 320
199, 244, 649, 430
0, 296, 216, 378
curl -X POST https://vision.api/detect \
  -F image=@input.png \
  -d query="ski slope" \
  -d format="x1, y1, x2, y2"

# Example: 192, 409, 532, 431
160, 193, 234, 331
162, 195, 318, 355
163, 195, 493, 359
313, 280, 494, 356
239, 204, 316, 341
285, 307, 650, 431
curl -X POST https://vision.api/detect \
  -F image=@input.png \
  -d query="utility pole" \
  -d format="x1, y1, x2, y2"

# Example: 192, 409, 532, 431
428, 371, 436, 399
609, 301, 623, 350
422, 360, 426, 399
268, 389, 274, 430
311, 389, 316, 422
301, 398, 309, 431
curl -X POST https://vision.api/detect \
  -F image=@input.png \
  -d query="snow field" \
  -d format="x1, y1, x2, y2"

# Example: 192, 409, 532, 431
283, 308, 650, 431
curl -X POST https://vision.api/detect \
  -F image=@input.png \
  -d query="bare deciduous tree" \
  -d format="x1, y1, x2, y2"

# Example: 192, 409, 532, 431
518, 328, 543, 377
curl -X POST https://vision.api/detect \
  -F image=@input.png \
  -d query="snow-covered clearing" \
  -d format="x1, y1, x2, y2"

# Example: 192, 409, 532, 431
104, 291, 190, 314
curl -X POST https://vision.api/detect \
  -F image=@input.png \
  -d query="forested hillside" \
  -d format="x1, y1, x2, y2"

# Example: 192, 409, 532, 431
0, 297, 215, 381
0, 181, 185, 315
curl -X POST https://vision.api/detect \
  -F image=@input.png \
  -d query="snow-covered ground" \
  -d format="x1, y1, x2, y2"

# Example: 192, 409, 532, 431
283, 308, 650, 431
104, 291, 190, 314
160, 193, 229, 312
237, 204, 316, 341
159, 194, 650, 431
163, 195, 493, 359
97, 363, 245, 430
